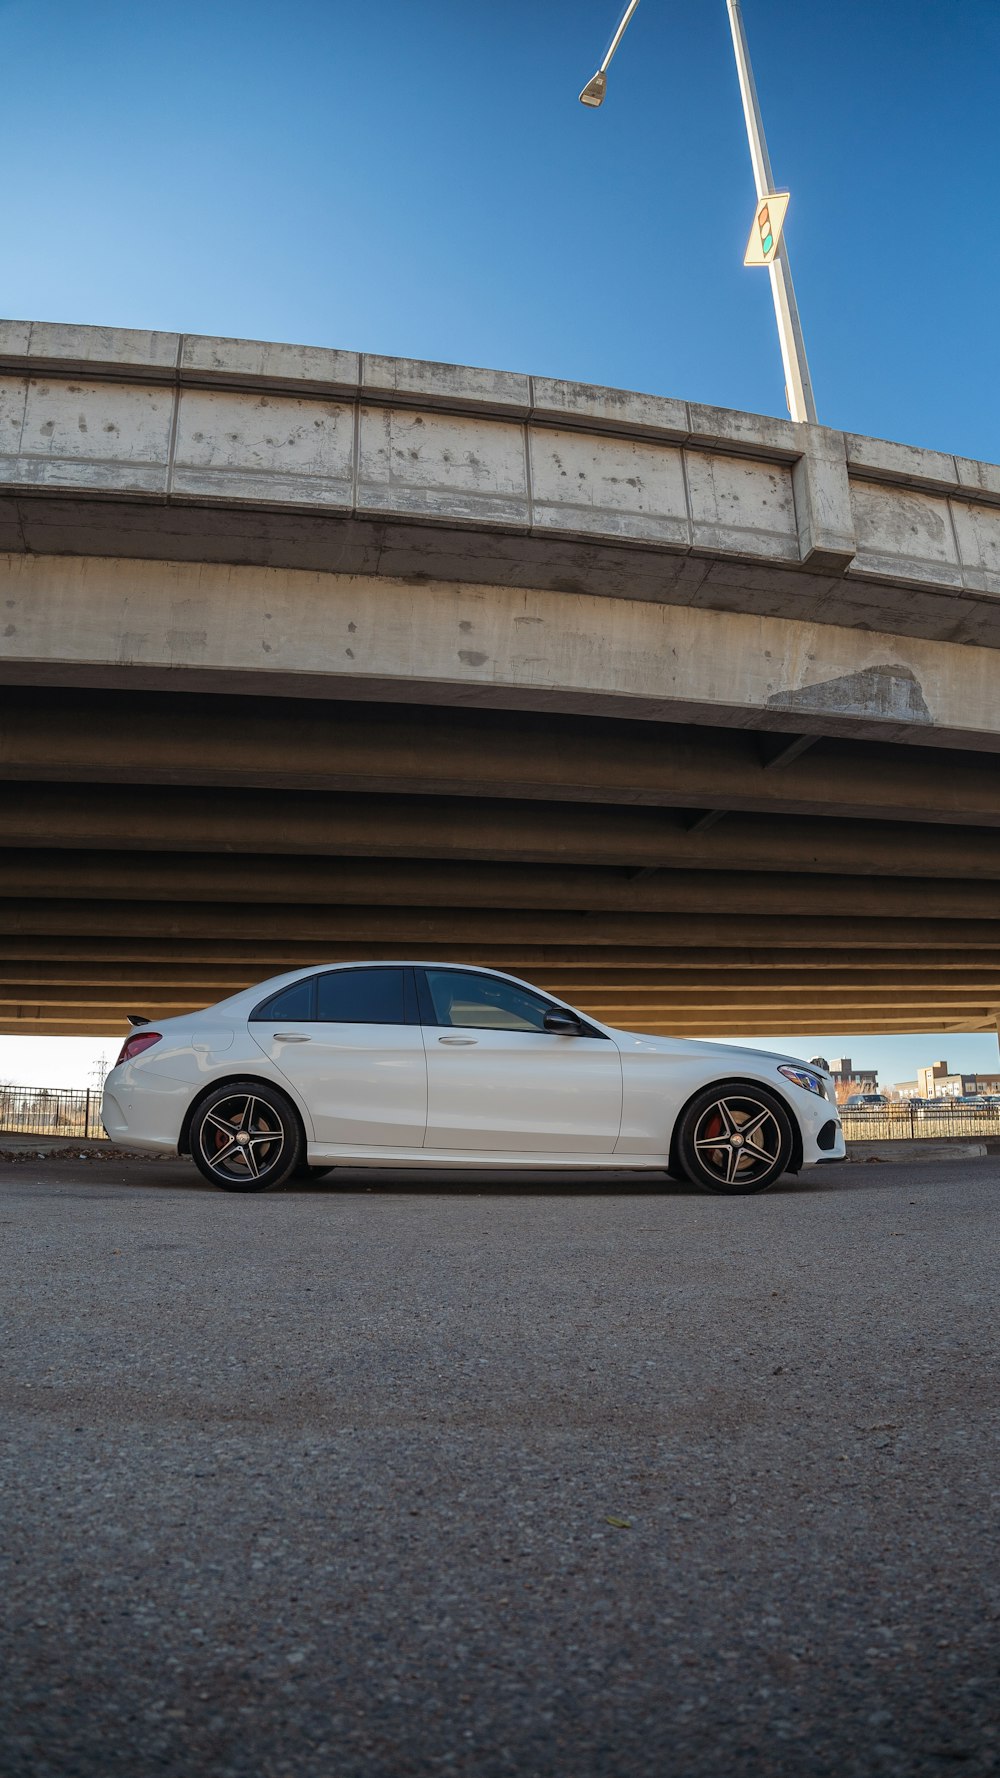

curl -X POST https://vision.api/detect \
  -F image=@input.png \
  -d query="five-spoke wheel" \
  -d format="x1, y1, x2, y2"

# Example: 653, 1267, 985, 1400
675, 1083, 794, 1195
191, 1081, 302, 1192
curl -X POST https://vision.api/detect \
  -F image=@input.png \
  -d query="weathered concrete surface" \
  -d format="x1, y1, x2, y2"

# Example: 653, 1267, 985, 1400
2, 1153, 997, 1778
2, 552, 998, 747
1, 321, 999, 646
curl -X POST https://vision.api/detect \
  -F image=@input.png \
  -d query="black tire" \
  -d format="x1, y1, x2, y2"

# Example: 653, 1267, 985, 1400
675, 1081, 794, 1196
292, 1163, 336, 1181
190, 1080, 303, 1193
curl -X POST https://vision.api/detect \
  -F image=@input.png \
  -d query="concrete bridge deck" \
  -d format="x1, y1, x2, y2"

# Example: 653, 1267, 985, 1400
1, 322, 998, 1040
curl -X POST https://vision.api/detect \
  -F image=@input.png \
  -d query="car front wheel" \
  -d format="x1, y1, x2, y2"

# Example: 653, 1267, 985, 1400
191, 1081, 303, 1192
675, 1082, 794, 1196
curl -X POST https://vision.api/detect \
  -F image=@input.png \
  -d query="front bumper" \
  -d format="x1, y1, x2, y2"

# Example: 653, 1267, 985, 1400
799, 1103, 846, 1166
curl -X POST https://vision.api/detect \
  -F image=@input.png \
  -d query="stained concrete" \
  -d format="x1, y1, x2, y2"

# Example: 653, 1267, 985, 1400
1, 321, 999, 641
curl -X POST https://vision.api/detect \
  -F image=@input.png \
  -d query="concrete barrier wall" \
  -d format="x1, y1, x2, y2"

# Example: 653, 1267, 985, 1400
1, 322, 998, 649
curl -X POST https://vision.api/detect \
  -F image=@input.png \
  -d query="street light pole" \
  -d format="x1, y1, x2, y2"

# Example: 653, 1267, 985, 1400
579, 0, 819, 424
725, 0, 817, 422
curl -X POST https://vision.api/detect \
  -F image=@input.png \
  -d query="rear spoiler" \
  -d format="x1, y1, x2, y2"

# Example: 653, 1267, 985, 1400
126, 1013, 151, 1028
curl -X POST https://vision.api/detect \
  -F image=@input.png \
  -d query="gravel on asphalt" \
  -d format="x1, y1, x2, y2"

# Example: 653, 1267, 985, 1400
1, 1155, 997, 1778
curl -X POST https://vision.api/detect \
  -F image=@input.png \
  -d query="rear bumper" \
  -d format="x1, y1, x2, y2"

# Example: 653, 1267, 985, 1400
101, 1075, 187, 1155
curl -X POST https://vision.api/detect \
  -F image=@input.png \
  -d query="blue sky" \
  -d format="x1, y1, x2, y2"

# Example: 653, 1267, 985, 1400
5, 0, 999, 458
3, 0, 999, 1089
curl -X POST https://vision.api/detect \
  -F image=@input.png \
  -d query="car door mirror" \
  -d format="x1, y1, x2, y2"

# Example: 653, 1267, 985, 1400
544, 1008, 583, 1035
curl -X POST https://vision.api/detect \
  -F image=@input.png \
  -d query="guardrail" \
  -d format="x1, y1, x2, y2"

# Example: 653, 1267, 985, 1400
0, 1087, 106, 1141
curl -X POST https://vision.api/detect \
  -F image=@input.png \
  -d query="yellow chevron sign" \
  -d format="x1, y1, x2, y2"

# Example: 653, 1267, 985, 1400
744, 192, 790, 266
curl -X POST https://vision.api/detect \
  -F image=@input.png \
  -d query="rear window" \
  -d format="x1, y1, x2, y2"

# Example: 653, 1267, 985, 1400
316, 968, 406, 1025
250, 978, 315, 1022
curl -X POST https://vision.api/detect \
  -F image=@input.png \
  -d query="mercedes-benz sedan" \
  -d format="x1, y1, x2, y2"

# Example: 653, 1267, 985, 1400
102, 962, 845, 1195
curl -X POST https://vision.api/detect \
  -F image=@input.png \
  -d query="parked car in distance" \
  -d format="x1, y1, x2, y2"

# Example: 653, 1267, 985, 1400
844, 1093, 887, 1107
102, 961, 845, 1196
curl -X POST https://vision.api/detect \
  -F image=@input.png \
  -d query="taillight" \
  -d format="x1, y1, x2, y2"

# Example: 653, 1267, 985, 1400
115, 1031, 162, 1066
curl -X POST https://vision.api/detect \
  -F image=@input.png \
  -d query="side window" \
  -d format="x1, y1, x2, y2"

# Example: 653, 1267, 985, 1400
316, 967, 406, 1025
424, 970, 552, 1032
250, 977, 316, 1022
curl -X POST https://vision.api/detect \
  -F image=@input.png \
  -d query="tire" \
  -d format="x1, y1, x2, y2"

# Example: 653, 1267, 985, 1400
190, 1080, 303, 1193
292, 1163, 336, 1181
675, 1081, 794, 1196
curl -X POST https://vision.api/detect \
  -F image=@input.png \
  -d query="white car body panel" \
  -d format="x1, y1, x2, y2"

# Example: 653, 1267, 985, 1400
101, 961, 846, 1177
252, 1018, 426, 1147
424, 1028, 623, 1153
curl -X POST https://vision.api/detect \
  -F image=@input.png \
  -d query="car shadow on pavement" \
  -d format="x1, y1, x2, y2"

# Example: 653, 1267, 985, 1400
1, 1154, 881, 1198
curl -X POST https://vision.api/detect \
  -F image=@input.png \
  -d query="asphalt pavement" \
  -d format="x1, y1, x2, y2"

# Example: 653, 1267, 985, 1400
2, 1153, 997, 1778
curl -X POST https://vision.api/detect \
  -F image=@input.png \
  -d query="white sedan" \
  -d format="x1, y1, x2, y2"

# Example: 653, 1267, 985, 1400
102, 961, 845, 1195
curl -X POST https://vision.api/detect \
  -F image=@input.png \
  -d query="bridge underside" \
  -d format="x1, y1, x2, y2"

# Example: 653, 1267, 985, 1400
3, 676, 1000, 1042
2, 325, 999, 1046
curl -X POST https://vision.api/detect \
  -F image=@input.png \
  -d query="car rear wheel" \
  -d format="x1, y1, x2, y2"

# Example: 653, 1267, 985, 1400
191, 1081, 302, 1192
675, 1082, 794, 1196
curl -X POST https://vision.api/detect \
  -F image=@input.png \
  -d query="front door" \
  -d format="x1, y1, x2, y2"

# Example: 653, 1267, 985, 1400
251, 966, 426, 1148
419, 968, 622, 1154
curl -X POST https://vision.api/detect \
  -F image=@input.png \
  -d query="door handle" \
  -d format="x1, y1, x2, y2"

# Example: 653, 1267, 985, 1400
438, 1035, 478, 1045
275, 1033, 311, 1042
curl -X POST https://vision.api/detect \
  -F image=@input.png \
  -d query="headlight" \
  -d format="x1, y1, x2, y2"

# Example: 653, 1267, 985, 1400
778, 1065, 825, 1096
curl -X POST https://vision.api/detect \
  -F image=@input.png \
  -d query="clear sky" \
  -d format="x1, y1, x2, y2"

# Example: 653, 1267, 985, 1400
2, 0, 999, 1091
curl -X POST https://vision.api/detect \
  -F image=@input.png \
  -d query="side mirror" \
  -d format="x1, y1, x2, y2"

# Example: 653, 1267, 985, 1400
544, 1008, 582, 1035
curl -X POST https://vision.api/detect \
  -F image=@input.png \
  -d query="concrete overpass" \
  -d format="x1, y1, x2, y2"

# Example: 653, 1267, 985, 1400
1, 320, 999, 1041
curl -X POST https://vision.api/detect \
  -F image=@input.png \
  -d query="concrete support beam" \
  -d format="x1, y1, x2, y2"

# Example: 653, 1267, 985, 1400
2, 986, 993, 1017
7, 962, 1000, 992
7, 785, 1000, 878
5, 853, 1000, 921
3, 900, 1000, 949
3, 553, 999, 747
3, 692, 1000, 822
1, 940, 998, 972
0, 1017, 989, 1038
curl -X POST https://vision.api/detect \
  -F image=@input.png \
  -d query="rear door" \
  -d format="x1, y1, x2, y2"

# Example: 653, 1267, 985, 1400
250, 967, 426, 1148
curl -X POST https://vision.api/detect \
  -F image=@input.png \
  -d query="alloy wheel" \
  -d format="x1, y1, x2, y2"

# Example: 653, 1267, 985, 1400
196, 1092, 287, 1185
691, 1093, 784, 1189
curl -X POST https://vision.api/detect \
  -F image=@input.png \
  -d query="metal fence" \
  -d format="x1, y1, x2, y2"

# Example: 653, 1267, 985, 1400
2, 1085, 999, 1148
840, 1103, 1000, 1142
0, 1086, 107, 1141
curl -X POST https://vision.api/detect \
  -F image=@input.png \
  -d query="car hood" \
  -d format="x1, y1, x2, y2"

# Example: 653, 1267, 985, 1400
610, 1028, 819, 1074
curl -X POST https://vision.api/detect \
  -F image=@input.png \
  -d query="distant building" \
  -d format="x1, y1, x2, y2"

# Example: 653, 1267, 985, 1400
828, 1057, 879, 1106
914, 1059, 1000, 1099
829, 1057, 878, 1088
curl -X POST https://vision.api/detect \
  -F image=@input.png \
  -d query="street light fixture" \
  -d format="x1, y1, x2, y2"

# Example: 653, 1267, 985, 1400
579, 0, 819, 425
578, 0, 641, 105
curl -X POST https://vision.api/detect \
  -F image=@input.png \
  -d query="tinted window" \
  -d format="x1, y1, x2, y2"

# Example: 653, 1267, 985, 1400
251, 978, 315, 1022
317, 968, 406, 1025
425, 970, 552, 1032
